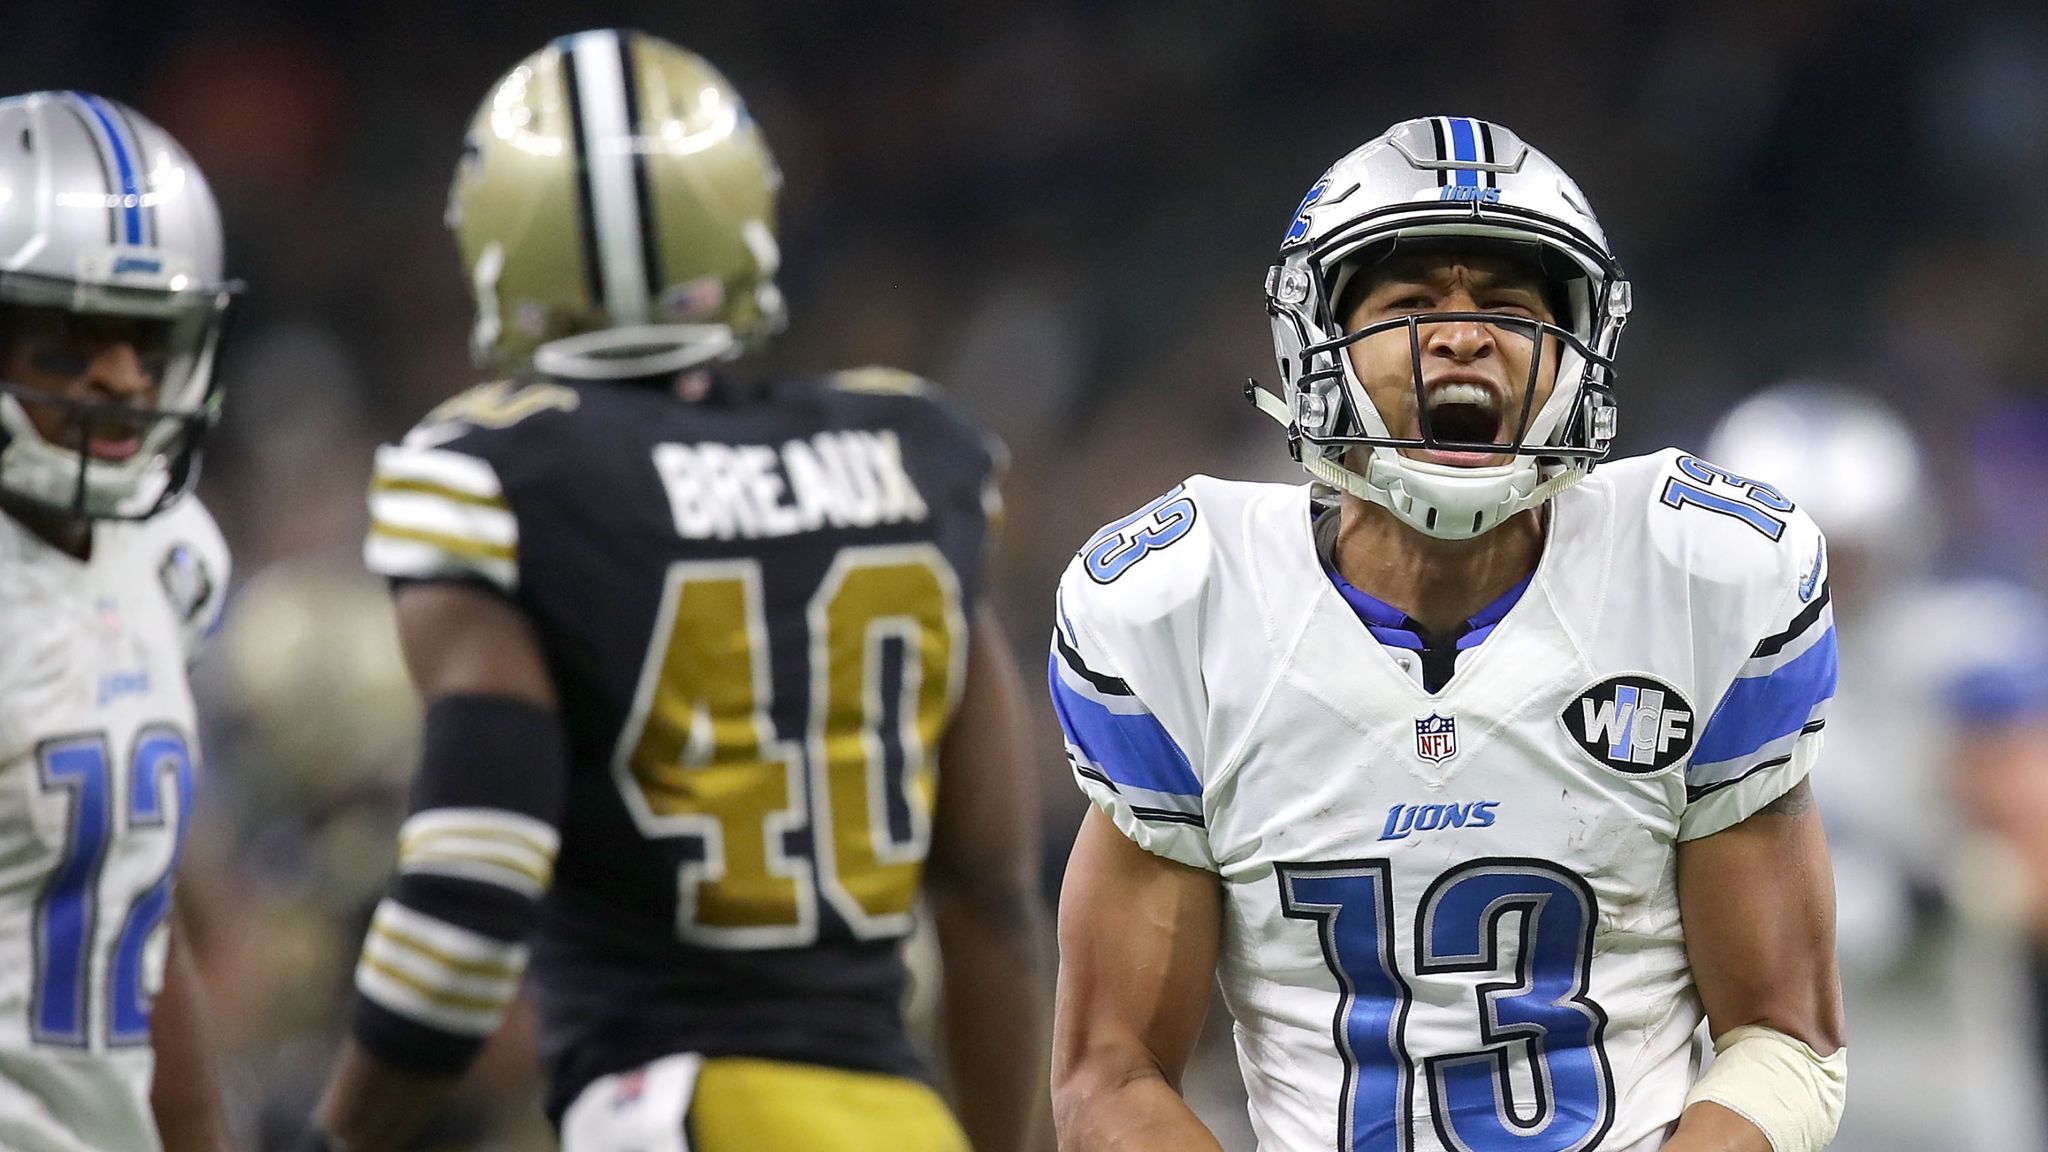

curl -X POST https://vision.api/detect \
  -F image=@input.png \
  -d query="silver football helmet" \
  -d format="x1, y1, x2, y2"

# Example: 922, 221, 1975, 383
1705, 382, 1932, 572
0, 92, 236, 519
1254, 117, 1630, 539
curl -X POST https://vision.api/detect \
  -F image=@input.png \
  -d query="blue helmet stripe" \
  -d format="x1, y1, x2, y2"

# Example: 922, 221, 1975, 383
72, 93, 143, 244
1448, 117, 1481, 187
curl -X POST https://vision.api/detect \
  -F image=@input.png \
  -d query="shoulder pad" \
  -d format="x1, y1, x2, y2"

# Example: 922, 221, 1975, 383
1064, 479, 1216, 616
1057, 474, 1294, 632
364, 441, 519, 592
1615, 447, 1826, 594
412, 380, 581, 440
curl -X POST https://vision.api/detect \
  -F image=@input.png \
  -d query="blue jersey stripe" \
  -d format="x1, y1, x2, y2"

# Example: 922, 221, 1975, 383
1049, 654, 1201, 798
1448, 117, 1481, 187
73, 94, 142, 244
1694, 626, 1839, 765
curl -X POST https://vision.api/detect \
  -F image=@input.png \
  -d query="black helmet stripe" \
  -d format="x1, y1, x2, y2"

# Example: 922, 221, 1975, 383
563, 29, 652, 324
555, 40, 606, 312
617, 31, 664, 308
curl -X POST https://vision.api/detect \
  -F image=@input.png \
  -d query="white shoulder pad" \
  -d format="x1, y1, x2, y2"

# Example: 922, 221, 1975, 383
1623, 448, 1825, 592
1051, 477, 1273, 870
364, 443, 519, 592
143, 496, 233, 662
1616, 449, 1835, 838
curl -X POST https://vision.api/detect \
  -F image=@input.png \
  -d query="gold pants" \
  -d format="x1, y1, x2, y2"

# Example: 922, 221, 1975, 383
562, 1054, 970, 1152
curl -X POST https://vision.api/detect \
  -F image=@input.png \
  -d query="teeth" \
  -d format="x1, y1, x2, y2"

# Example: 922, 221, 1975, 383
1427, 382, 1497, 411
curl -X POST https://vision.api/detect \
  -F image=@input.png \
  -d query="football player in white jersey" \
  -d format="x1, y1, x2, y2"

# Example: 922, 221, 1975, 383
0, 92, 235, 1152
1050, 118, 1845, 1152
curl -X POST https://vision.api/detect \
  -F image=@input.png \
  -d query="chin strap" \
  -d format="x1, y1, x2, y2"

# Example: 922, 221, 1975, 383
1245, 380, 1588, 512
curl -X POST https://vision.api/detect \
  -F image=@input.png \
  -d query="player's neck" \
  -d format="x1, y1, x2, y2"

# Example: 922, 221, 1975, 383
1328, 495, 1543, 636
0, 494, 93, 560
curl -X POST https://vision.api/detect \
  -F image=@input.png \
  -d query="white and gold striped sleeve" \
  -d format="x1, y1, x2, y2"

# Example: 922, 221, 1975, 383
364, 443, 519, 592
355, 899, 529, 1037
397, 808, 560, 901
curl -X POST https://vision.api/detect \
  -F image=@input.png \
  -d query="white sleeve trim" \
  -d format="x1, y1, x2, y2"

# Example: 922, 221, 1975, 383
398, 808, 560, 900
1679, 729, 1822, 841
354, 899, 528, 1036
365, 444, 519, 591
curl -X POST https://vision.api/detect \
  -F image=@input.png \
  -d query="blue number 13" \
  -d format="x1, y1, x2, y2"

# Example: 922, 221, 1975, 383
1278, 858, 1614, 1152
34, 727, 195, 1048
1659, 455, 1793, 541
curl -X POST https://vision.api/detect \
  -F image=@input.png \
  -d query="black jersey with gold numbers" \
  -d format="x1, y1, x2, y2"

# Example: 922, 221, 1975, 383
363, 368, 1000, 1119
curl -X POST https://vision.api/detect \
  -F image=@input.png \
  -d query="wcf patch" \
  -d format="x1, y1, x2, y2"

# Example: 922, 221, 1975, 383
1559, 673, 1695, 775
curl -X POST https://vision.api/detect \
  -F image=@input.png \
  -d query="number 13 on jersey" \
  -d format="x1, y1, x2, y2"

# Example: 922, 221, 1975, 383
611, 544, 965, 949
1279, 857, 1615, 1152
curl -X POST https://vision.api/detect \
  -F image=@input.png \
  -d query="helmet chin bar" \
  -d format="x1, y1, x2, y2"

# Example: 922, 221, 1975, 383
1246, 380, 1591, 539
1246, 309, 1616, 540
531, 324, 742, 381
0, 382, 212, 521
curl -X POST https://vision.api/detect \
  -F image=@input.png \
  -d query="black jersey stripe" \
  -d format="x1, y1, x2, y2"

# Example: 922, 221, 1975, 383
557, 41, 607, 313
1750, 583, 1832, 659
1129, 806, 1206, 827
1074, 766, 1205, 827
1053, 627, 1133, 696
617, 31, 665, 304
1685, 719, 1826, 802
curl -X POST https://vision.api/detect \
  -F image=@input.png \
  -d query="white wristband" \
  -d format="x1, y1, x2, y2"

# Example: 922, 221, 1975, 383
1683, 1025, 1847, 1152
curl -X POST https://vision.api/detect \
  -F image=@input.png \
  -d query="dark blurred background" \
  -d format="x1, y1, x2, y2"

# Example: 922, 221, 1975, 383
16, 2, 2048, 1149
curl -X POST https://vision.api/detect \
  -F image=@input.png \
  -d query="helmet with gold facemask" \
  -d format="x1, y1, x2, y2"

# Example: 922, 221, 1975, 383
448, 29, 784, 381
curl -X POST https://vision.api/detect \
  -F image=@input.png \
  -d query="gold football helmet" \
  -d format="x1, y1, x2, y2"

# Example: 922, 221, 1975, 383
448, 29, 785, 380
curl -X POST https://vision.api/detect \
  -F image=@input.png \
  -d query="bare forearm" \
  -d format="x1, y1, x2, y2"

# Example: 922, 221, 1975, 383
934, 886, 1049, 1152
313, 1041, 458, 1152
150, 922, 231, 1152
1662, 1101, 1772, 1152
1053, 1062, 1225, 1152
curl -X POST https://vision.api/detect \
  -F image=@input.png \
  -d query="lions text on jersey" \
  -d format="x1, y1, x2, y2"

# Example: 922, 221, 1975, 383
1052, 450, 1834, 1152
0, 499, 229, 1152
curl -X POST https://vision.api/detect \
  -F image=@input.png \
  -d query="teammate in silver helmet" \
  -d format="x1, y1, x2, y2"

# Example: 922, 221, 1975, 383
1709, 383, 2048, 1152
1053, 118, 1845, 1152
0, 91, 235, 1152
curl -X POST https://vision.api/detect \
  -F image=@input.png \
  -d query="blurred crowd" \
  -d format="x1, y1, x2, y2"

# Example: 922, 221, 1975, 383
12, 0, 2048, 1148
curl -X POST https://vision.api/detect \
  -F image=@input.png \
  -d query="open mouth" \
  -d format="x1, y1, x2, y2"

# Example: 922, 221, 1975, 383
72, 412, 150, 463
1417, 381, 1508, 465
86, 433, 143, 462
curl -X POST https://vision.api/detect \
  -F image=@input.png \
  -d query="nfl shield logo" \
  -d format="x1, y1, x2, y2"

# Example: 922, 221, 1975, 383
1414, 714, 1458, 764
